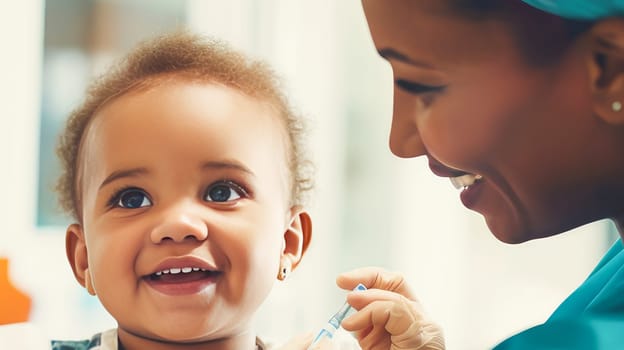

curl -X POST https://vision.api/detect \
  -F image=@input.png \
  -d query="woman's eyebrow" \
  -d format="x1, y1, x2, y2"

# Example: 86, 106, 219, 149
378, 48, 434, 69
200, 160, 256, 177
99, 167, 148, 190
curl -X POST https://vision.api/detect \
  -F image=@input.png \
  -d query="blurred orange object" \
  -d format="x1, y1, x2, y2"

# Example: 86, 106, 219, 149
0, 257, 31, 324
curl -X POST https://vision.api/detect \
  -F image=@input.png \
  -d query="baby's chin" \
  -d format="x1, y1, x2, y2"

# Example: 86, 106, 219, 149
121, 324, 229, 345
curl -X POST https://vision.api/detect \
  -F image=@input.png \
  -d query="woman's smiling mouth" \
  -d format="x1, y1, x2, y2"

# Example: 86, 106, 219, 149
450, 173, 483, 190
451, 173, 485, 209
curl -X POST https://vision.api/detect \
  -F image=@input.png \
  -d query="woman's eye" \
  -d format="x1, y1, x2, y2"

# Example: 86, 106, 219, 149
115, 189, 152, 209
395, 79, 446, 95
204, 182, 246, 203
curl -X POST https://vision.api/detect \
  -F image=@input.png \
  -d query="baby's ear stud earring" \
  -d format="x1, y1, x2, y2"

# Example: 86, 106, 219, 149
278, 265, 290, 280
612, 101, 622, 112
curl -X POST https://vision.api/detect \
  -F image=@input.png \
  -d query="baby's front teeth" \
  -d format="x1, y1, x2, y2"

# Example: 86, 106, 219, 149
154, 267, 207, 276
450, 174, 483, 189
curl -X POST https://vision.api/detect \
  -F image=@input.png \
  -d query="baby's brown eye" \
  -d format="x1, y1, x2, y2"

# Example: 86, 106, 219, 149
117, 189, 151, 208
204, 182, 246, 202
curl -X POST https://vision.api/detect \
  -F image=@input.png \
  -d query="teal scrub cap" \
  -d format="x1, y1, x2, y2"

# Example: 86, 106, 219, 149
521, 0, 624, 20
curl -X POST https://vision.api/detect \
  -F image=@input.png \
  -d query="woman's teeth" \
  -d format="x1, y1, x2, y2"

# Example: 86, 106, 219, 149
450, 174, 483, 190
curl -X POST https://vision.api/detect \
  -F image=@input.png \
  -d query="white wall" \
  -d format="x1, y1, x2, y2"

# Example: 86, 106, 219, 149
0, 0, 43, 255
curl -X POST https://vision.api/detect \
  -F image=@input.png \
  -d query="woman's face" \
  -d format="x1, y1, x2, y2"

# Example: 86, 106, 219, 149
362, 0, 600, 243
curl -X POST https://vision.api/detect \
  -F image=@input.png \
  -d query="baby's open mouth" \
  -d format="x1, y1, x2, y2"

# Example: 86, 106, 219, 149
147, 267, 221, 283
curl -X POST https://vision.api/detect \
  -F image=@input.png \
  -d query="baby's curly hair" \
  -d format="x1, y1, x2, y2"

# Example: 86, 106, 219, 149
56, 31, 313, 222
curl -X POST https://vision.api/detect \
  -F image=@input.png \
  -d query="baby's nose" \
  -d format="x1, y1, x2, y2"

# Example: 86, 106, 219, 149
150, 208, 208, 244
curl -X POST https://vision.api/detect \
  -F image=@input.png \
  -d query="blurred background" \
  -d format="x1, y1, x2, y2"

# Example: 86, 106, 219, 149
0, 0, 618, 349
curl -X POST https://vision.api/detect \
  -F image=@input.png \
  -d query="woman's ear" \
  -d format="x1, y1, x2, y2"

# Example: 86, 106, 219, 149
587, 18, 624, 124
279, 206, 312, 276
66, 224, 96, 295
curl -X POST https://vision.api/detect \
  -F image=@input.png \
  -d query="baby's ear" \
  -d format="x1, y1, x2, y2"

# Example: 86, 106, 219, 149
66, 224, 96, 295
587, 18, 624, 124
280, 206, 312, 272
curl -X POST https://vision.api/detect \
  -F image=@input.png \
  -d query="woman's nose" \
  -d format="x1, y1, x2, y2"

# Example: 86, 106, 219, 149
150, 205, 209, 244
389, 89, 427, 158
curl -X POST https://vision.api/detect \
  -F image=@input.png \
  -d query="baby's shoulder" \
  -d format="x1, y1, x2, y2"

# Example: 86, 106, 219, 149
52, 329, 117, 350
51, 338, 92, 350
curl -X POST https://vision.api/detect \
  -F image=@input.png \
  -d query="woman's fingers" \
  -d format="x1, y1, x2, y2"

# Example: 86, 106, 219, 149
337, 267, 416, 300
345, 287, 416, 310
358, 324, 392, 350
342, 300, 390, 332
342, 298, 417, 333
337, 267, 445, 349
352, 324, 374, 342
341, 291, 445, 350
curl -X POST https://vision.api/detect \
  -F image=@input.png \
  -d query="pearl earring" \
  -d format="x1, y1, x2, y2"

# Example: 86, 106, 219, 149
612, 101, 622, 112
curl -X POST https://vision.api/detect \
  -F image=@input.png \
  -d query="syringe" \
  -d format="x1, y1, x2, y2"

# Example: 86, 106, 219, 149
307, 283, 367, 349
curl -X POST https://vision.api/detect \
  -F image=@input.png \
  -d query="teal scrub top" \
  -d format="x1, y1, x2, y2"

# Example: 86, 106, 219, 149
494, 239, 624, 349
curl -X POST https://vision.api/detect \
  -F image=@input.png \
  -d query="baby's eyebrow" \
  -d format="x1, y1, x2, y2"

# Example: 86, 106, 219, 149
97, 161, 254, 190
201, 160, 255, 177
99, 167, 149, 190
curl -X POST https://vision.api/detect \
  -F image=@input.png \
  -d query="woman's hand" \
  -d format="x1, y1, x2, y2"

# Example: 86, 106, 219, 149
337, 267, 445, 350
